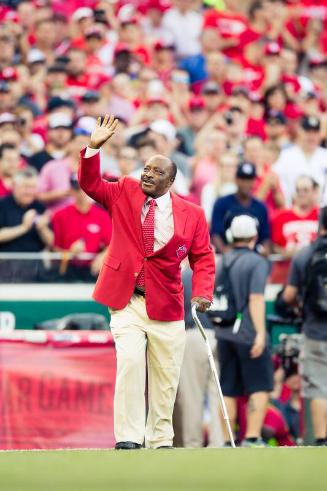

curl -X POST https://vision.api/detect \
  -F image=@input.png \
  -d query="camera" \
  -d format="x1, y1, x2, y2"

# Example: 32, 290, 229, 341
277, 334, 302, 378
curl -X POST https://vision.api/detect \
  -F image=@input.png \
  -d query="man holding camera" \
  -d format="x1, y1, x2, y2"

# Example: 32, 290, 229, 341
283, 207, 327, 446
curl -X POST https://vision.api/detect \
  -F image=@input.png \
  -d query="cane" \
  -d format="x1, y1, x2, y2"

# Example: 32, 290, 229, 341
192, 304, 236, 448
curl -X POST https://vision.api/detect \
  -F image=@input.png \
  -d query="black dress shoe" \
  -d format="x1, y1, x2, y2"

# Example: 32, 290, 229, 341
156, 446, 174, 449
115, 441, 142, 450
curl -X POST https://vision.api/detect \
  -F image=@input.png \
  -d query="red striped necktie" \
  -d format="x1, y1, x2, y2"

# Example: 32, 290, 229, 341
136, 198, 156, 290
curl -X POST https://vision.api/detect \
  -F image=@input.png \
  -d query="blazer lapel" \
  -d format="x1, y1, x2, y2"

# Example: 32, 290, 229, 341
171, 193, 188, 238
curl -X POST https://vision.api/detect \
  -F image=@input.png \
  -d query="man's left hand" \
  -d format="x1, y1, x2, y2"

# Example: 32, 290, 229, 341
191, 297, 211, 313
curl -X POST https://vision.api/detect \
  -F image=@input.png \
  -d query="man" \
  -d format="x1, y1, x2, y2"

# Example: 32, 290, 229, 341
175, 265, 224, 448
243, 136, 285, 216
273, 116, 327, 206
0, 143, 21, 197
216, 215, 273, 447
283, 207, 327, 446
0, 167, 53, 282
28, 113, 73, 172
52, 175, 112, 282
178, 96, 209, 157
272, 176, 319, 259
78, 114, 215, 450
211, 161, 271, 255
0, 167, 52, 252
265, 111, 290, 149
37, 133, 90, 215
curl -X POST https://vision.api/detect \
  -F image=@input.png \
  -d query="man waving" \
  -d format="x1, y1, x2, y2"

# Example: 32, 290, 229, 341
78, 115, 215, 450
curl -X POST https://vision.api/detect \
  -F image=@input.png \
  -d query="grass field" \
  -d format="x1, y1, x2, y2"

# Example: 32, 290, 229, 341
0, 448, 325, 491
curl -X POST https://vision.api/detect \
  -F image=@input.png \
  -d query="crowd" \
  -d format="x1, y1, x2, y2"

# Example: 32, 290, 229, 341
0, 0, 327, 446
0, 0, 327, 280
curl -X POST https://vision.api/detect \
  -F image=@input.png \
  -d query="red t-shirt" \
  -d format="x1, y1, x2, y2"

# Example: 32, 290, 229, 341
52, 203, 112, 255
272, 207, 319, 249
203, 9, 248, 59
253, 167, 284, 218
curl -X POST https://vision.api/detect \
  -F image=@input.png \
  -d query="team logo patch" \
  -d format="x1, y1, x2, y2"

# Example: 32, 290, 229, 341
176, 245, 188, 259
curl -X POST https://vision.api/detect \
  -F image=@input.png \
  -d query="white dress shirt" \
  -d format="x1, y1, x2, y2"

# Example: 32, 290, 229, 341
84, 147, 174, 252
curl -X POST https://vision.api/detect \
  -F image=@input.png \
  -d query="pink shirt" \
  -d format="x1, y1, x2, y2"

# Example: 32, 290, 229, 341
191, 157, 218, 204
38, 158, 73, 215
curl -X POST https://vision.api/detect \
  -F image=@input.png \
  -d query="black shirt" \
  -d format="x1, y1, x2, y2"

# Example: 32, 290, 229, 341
0, 195, 46, 252
28, 150, 53, 172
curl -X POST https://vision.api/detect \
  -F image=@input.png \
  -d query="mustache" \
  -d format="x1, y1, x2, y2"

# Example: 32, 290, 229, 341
141, 177, 155, 184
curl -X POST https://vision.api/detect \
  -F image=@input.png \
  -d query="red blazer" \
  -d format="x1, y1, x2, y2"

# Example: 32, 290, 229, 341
78, 148, 215, 321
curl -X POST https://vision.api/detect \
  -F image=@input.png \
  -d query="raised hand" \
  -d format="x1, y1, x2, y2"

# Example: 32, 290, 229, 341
89, 114, 119, 150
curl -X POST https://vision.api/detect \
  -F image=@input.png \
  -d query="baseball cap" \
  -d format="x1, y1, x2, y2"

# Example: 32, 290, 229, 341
75, 116, 97, 135
143, 0, 171, 13
149, 119, 176, 141
301, 115, 320, 131
1, 67, 17, 81
72, 7, 93, 22
47, 96, 75, 113
114, 43, 131, 56
236, 161, 257, 179
188, 95, 206, 111
48, 113, 73, 129
27, 49, 46, 65
202, 81, 220, 95
264, 42, 281, 56
229, 215, 258, 240
266, 110, 287, 125
0, 112, 16, 125
81, 90, 100, 102
154, 40, 174, 51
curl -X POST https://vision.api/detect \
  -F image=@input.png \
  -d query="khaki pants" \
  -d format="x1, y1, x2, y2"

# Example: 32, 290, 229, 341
110, 294, 185, 448
176, 328, 224, 448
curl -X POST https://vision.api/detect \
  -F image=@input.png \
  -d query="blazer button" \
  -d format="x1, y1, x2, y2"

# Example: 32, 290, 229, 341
134, 273, 138, 277
144, 258, 148, 262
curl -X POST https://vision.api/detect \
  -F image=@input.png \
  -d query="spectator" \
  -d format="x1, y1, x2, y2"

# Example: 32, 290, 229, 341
178, 28, 221, 89
37, 133, 90, 215
116, 146, 139, 177
0, 166, 52, 252
148, 119, 190, 180
52, 174, 112, 282
0, 143, 21, 197
162, 0, 203, 59
265, 111, 291, 149
191, 129, 227, 203
201, 81, 223, 116
283, 206, 327, 446
216, 215, 273, 447
243, 136, 285, 216
272, 176, 319, 258
15, 105, 44, 158
28, 113, 73, 172
79, 91, 102, 119
178, 96, 209, 156
273, 116, 327, 206
175, 265, 224, 448
201, 152, 238, 222
211, 161, 271, 255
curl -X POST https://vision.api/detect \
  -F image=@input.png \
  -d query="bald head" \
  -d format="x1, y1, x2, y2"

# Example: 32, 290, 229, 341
141, 154, 177, 198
